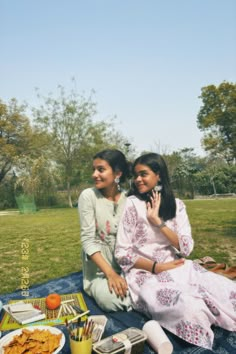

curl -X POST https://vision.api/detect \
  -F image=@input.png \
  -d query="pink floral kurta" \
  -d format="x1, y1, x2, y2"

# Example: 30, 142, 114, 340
115, 196, 236, 349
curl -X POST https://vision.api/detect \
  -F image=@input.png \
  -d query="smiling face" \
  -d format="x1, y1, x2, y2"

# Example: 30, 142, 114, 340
133, 163, 160, 194
92, 158, 120, 191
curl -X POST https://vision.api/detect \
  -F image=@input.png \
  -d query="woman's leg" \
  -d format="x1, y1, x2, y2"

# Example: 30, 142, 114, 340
90, 277, 132, 312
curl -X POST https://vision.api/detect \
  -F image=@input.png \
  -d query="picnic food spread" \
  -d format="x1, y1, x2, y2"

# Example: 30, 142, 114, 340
0, 290, 178, 353
2, 327, 62, 354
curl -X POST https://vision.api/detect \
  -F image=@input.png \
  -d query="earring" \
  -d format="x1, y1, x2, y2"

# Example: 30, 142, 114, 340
154, 185, 162, 193
115, 177, 121, 191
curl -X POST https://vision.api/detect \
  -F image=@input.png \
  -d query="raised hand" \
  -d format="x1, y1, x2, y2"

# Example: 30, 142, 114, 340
146, 190, 161, 225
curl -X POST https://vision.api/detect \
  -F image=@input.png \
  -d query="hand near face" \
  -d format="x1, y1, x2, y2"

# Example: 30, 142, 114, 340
146, 190, 161, 225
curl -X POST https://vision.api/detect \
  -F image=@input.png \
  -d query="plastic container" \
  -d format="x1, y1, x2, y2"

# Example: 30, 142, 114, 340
88, 315, 108, 343
93, 327, 147, 354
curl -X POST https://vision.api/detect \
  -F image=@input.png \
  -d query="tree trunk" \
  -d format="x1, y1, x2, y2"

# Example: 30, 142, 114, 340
67, 180, 73, 208
210, 177, 217, 196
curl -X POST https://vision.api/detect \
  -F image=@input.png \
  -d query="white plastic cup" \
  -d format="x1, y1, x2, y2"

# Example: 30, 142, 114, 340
142, 320, 173, 354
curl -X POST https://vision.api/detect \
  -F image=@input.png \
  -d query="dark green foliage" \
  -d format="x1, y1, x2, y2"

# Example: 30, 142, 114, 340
197, 81, 236, 163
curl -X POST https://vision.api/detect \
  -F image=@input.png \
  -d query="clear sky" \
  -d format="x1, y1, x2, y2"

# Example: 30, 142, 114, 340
1, 0, 236, 156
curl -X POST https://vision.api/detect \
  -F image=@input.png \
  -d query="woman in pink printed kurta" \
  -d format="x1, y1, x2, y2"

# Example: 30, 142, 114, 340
115, 153, 236, 350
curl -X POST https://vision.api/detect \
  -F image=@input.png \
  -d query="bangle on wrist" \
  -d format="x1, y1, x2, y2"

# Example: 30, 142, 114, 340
156, 221, 166, 229
152, 261, 157, 274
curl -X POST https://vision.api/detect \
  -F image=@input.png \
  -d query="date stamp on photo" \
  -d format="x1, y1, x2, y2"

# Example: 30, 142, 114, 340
21, 238, 30, 296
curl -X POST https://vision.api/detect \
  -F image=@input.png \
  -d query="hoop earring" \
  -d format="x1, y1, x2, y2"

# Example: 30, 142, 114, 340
115, 177, 121, 191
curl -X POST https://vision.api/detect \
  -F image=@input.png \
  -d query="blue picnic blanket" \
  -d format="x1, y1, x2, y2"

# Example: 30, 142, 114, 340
0, 271, 235, 353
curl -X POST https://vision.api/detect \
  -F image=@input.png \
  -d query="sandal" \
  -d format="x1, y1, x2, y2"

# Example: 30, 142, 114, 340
209, 263, 227, 272
200, 256, 216, 264
198, 256, 217, 269
193, 259, 205, 265
222, 266, 236, 280
193, 256, 217, 267
209, 265, 236, 280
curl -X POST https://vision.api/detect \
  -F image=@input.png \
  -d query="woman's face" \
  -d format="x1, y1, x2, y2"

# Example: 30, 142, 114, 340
92, 158, 117, 190
133, 163, 160, 194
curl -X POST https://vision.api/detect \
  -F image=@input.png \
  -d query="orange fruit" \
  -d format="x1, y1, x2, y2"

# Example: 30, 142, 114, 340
45, 293, 61, 310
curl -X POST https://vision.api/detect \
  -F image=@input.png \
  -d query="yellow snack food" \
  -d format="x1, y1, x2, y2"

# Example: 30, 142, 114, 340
3, 328, 62, 354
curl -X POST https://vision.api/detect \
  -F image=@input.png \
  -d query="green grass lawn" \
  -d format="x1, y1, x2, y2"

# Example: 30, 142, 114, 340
185, 199, 236, 264
0, 199, 235, 294
0, 208, 81, 294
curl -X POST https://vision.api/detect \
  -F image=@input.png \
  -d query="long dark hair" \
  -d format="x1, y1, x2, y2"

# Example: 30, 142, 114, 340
129, 153, 176, 220
93, 149, 131, 184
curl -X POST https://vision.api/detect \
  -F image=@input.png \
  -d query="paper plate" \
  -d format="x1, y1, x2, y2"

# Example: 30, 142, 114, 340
0, 325, 65, 354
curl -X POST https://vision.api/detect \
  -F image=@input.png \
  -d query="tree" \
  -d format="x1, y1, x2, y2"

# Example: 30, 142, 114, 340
0, 99, 32, 184
33, 84, 130, 207
170, 148, 203, 198
15, 156, 60, 206
194, 157, 236, 196
197, 81, 236, 163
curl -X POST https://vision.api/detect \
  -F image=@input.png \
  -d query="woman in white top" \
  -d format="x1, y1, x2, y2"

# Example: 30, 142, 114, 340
78, 149, 132, 311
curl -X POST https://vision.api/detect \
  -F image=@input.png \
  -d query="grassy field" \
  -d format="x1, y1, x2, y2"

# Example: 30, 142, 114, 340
185, 198, 236, 263
0, 199, 235, 294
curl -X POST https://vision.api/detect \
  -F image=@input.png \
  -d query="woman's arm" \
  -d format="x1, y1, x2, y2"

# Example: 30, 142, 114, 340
115, 198, 185, 274
133, 257, 185, 273
78, 189, 101, 256
146, 191, 180, 248
90, 252, 128, 298
78, 189, 127, 298
115, 199, 140, 272
173, 199, 194, 256
147, 192, 193, 256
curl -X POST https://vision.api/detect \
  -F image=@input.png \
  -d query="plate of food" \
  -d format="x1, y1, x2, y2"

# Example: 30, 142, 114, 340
0, 325, 65, 354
